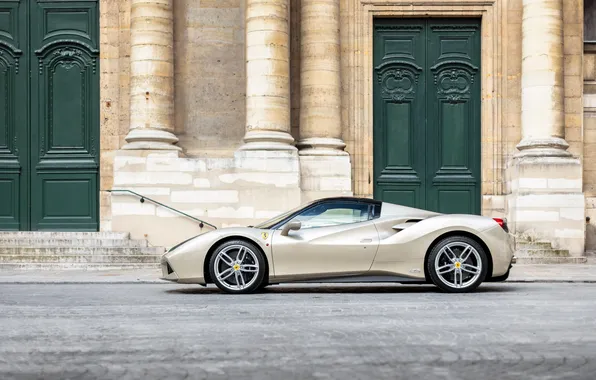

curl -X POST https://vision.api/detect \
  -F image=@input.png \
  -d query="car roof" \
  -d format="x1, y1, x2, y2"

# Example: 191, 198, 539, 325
313, 196, 382, 206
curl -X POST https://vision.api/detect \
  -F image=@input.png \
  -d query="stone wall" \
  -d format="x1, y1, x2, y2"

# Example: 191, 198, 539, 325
584, 44, 596, 252
111, 151, 301, 247
100, 0, 132, 231
173, 0, 246, 155
99, 0, 590, 254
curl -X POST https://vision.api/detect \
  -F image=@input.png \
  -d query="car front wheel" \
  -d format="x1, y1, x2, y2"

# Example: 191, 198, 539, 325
208, 240, 266, 294
427, 235, 488, 293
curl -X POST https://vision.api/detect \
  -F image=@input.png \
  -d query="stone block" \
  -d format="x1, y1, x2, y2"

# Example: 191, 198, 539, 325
547, 178, 582, 190
233, 150, 300, 173
156, 207, 205, 218
171, 190, 239, 204
219, 172, 300, 188
255, 210, 284, 219
518, 178, 547, 189
146, 156, 205, 172
299, 154, 352, 194
560, 208, 585, 221
112, 201, 156, 216
114, 155, 147, 170
119, 187, 171, 196
114, 171, 193, 186
207, 207, 255, 219
515, 193, 585, 209
515, 210, 560, 222
193, 178, 211, 188
507, 153, 585, 256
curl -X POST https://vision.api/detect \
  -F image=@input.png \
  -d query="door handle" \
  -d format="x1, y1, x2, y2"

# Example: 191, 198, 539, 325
360, 238, 373, 243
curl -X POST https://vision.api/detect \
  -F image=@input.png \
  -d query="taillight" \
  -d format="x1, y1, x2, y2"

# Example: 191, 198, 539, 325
493, 217, 509, 232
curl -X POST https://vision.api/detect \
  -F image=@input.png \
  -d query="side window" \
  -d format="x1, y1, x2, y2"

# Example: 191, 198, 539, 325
291, 202, 371, 229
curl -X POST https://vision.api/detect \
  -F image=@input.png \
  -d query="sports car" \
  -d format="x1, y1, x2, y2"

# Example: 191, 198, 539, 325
161, 196, 515, 293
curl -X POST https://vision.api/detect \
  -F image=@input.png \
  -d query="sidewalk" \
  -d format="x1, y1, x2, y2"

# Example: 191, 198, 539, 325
0, 264, 595, 284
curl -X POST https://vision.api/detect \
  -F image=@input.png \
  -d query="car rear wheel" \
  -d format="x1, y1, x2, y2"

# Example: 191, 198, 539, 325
427, 235, 488, 293
209, 240, 266, 294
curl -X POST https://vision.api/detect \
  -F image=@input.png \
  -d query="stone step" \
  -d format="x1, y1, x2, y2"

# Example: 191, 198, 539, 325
0, 247, 164, 256
0, 238, 149, 248
514, 257, 587, 264
516, 249, 570, 257
0, 254, 161, 264
0, 263, 160, 271
516, 241, 553, 250
0, 231, 130, 240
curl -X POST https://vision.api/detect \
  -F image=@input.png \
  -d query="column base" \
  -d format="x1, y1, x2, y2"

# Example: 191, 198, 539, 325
506, 154, 585, 257
297, 137, 349, 156
515, 137, 571, 158
238, 130, 297, 151
299, 154, 352, 203
122, 129, 182, 151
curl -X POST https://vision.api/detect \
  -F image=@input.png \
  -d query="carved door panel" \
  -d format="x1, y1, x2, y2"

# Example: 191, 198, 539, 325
425, 20, 481, 215
0, 0, 28, 230
372, 20, 427, 209
0, 0, 99, 231
373, 19, 481, 215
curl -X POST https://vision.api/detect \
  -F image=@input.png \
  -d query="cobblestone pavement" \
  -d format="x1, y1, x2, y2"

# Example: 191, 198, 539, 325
1, 283, 596, 380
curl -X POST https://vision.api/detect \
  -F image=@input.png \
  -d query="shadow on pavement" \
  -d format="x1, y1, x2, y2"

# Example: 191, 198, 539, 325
165, 283, 518, 295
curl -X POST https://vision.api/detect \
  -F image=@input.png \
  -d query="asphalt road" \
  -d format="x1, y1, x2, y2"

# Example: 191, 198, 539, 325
1, 282, 595, 380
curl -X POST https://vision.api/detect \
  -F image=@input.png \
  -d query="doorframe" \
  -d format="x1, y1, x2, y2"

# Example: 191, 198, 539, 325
344, 0, 507, 215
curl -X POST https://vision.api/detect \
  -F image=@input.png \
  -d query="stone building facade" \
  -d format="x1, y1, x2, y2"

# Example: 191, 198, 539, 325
2, 0, 596, 258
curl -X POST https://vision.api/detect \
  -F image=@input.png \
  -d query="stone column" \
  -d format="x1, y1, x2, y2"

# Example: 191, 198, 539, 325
296, 0, 351, 201
517, 0, 568, 157
507, 0, 585, 258
239, 0, 296, 151
297, 0, 346, 156
123, 0, 180, 151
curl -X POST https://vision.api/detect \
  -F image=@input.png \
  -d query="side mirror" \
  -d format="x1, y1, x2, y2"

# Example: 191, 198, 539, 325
281, 221, 301, 236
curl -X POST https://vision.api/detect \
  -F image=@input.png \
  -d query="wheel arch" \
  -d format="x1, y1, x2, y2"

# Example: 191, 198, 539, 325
203, 235, 270, 284
423, 230, 493, 283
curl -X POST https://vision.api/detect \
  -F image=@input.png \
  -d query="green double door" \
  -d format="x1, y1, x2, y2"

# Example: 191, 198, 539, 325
0, 0, 99, 231
373, 18, 481, 215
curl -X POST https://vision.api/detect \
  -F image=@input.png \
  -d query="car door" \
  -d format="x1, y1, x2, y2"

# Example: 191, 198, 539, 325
270, 201, 380, 278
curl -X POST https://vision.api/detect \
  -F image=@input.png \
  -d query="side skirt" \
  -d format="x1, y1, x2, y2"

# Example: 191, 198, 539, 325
290, 274, 429, 285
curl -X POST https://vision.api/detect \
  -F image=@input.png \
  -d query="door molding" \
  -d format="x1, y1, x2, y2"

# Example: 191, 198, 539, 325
343, 0, 506, 206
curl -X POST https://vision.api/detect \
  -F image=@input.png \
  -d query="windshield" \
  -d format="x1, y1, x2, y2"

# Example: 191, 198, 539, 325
253, 200, 316, 229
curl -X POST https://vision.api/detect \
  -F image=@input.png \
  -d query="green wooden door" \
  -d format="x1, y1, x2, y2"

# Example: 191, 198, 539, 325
0, 0, 99, 231
373, 18, 481, 215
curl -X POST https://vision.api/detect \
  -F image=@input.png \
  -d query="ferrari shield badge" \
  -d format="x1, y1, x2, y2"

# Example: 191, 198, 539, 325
261, 232, 269, 240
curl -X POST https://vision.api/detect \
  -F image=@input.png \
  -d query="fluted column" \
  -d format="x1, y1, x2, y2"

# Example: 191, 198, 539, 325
123, 0, 180, 151
297, 0, 347, 156
240, 0, 296, 151
517, 0, 568, 157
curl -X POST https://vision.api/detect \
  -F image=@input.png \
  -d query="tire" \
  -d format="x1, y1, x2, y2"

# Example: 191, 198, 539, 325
427, 235, 488, 293
208, 239, 267, 294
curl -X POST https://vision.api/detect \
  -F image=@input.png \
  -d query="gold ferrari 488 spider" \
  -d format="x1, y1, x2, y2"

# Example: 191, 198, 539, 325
161, 197, 515, 293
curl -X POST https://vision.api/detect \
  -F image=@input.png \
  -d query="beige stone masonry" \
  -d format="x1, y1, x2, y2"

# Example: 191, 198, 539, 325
123, 0, 180, 150
507, 156, 585, 255
240, 0, 296, 150
111, 150, 301, 247
517, 0, 568, 156
298, 0, 347, 156
507, 0, 585, 256
297, 0, 352, 199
